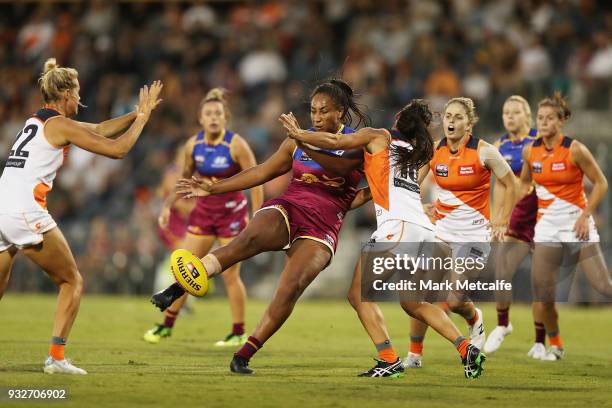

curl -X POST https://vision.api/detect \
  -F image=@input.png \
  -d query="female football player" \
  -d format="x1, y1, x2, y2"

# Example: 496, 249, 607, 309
406, 97, 516, 368
154, 79, 370, 374
521, 93, 610, 360
0, 58, 162, 374
281, 99, 489, 379
484, 95, 544, 356
145, 88, 263, 347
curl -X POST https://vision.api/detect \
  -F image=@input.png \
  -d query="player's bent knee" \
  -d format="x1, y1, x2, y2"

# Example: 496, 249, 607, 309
60, 268, 83, 295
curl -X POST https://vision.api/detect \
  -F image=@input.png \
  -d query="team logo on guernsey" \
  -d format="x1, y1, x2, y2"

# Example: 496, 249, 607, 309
435, 164, 448, 177
551, 162, 566, 172
324, 234, 335, 248
194, 155, 205, 164
532, 161, 543, 174
458, 165, 475, 176
211, 156, 228, 168
299, 152, 312, 162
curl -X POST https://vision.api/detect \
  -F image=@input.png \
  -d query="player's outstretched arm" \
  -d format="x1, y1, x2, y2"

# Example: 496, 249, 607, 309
279, 112, 376, 150
78, 83, 163, 138
46, 81, 163, 159
176, 138, 295, 198
78, 111, 137, 139
298, 142, 364, 176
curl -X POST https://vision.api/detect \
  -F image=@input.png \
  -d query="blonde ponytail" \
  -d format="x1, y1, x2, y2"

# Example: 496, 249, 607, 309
38, 58, 79, 103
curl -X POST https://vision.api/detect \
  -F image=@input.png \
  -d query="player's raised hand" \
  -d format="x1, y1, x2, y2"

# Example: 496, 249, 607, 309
135, 84, 149, 117
135, 81, 163, 118
147, 80, 163, 112
279, 112, 302, 138
176, 176, 213, 199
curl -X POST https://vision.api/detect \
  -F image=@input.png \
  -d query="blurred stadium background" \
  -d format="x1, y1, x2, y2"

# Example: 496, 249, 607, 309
1, 0, 610, 299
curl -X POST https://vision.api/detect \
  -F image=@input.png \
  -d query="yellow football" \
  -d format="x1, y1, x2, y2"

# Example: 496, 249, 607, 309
170, 249, 209, 297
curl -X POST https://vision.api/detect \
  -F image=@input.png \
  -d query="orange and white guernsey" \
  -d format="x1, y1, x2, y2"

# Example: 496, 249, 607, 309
528, 135, 586, 225
430, 136, 491, 238
0, 108, 67, 213
363, 131, 433, 232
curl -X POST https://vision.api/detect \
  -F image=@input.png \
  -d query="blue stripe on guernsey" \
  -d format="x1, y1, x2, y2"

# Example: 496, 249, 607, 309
499, 127, 538, 175
192, 130, 241, 178
292, 126, 356, 169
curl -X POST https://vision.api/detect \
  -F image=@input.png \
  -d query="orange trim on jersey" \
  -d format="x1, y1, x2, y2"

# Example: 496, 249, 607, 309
430, 137, 491, 220
363, 148, 390, 210
33, 182, 51, 209
529, 135, 585, 209
535, 197, 554, 221
433, 201, 460, 220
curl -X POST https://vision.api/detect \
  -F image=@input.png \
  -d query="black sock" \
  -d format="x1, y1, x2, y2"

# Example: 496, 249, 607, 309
168, 283, 185, 296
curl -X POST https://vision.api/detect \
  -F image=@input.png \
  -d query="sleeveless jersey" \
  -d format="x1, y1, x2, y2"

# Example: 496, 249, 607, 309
0, 108, 68, 213
192, 129, 245, 210
363, 129, 433, 230
430, 136, 491, 234
528, 135, 586, 224
193, 129, 242, 178
499, 127, 538, 175
281, 125, 361, 221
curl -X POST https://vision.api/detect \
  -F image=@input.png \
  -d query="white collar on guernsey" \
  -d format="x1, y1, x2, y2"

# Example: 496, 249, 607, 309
392, 139, 414, 150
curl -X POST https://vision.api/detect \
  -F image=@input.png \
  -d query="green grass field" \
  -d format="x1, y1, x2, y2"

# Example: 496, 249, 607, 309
1, 295, 611, 408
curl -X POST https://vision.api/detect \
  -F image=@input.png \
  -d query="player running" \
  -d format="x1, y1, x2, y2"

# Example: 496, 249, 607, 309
407, 97, 517, 368
521, 93, 611, 361
0, 58, 162, 374
484, 95, 545, 355
281, 99, 487, 379
151, 79, 371, 374
144, 89, 263, 346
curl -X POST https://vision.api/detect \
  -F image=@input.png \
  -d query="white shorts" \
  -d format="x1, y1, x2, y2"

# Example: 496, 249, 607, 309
367, 220, 437, 256
435, 227, 491, 261
0, 211, 57, 252
534, 217, 600, 243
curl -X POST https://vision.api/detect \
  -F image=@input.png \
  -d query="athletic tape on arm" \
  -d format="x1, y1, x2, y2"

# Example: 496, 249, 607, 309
479, 143, 511, 178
